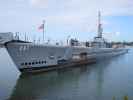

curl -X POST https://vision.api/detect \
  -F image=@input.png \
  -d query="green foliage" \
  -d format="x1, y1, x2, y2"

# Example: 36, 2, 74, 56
124, 96, 128, 100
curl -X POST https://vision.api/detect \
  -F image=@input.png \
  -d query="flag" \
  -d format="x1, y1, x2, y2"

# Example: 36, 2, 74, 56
38, 20, 45, 30
38, 24, 44, 30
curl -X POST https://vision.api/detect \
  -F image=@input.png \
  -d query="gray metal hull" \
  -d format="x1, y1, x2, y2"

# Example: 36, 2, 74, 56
5, 41, 128, 73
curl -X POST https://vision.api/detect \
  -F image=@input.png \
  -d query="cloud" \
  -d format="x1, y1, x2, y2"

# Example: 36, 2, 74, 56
103, 31, 122, 41
29, 0, 133, 40
30, 0, 133, 15
30, 0, 133, 23
30, 0, 48, 8
115, 32, 120, 36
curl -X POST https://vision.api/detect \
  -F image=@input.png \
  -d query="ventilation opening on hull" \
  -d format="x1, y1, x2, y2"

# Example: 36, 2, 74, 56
21, 60, 47, 66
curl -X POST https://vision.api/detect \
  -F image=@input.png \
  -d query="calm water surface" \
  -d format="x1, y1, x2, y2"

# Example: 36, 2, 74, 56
0, 48, 133, 100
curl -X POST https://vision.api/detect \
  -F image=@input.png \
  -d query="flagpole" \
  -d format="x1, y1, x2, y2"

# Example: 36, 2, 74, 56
43, 20, 45, 43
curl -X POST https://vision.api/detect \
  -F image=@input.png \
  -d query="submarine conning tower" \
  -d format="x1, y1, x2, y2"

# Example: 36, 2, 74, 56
92, 11, 107, 48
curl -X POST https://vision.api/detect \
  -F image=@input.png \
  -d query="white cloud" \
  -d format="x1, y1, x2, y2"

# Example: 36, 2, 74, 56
30, 0, 133, 15
29, 0, 133, 40
103, 31, 122, 41
115, 32, 120, 36
30, 0, 133, 21
30, 0, 48, 8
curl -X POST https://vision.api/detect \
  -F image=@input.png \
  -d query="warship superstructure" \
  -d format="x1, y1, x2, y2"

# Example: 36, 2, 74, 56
0, 12, 128, 73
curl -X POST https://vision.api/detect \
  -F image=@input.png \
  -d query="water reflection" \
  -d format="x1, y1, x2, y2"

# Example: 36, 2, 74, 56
8, 58, 114, 100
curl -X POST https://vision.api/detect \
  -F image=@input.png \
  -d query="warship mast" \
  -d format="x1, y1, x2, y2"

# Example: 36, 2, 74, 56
97, 11, 103, 38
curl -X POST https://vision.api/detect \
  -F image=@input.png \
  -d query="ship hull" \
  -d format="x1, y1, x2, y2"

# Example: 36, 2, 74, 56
5, 41, 128, 73
19, 58, 96, 73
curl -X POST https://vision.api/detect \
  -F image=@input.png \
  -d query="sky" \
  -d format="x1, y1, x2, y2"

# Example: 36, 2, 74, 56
0, 0, 133, 42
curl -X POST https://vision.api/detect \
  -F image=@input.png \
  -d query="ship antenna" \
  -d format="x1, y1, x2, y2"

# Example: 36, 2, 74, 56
98, 11, 103, 38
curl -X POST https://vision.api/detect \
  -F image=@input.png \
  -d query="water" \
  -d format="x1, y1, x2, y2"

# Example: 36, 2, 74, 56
0, 48, 133, 100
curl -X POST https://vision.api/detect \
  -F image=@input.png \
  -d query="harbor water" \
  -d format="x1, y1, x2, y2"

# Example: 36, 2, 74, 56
0, 48, 133, 100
